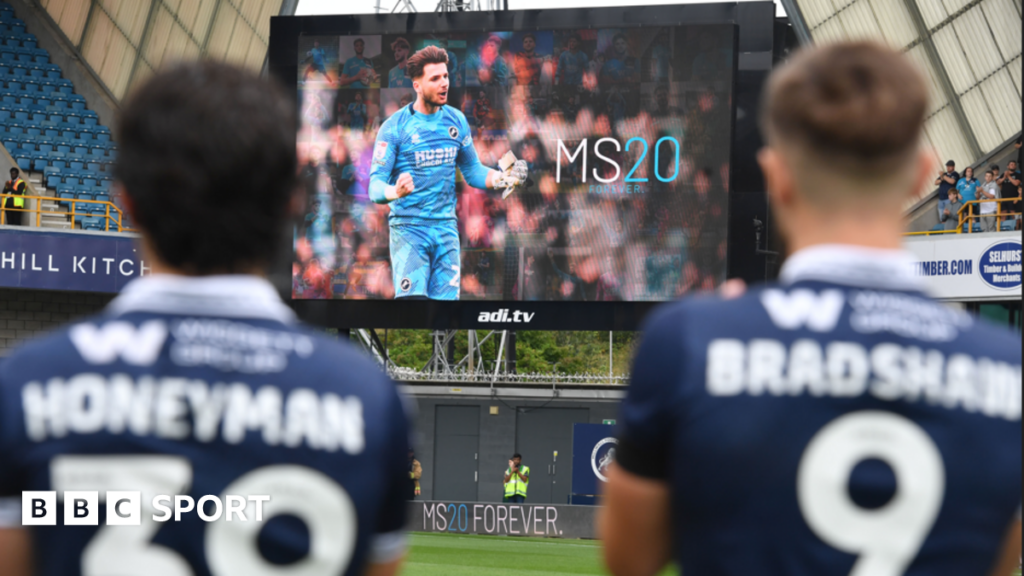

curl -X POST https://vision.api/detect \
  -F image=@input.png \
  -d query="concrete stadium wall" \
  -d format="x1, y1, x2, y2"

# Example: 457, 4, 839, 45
0, 287, 112, 356
407, 395, 620, 504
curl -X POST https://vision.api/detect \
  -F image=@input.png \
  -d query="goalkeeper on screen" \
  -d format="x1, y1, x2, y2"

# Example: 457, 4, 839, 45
369, 45, 528, 300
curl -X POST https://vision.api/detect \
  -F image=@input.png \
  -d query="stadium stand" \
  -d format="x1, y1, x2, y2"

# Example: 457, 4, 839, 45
0, 1, 121, 232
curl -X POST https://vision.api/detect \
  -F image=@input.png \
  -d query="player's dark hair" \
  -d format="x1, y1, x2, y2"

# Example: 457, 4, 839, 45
115, 61, 296, 275
522, 33, 536, 43
407, 45, 449, 80
513, 453, 522, 459
613, 33, 628, 44
761, 41, 927, 175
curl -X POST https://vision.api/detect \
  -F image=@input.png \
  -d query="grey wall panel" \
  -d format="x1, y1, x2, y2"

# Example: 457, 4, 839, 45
432, 405, 480, 502
408, 395, 619, 503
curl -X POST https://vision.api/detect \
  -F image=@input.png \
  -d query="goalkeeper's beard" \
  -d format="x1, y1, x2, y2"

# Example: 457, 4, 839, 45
420, 90, 447, 109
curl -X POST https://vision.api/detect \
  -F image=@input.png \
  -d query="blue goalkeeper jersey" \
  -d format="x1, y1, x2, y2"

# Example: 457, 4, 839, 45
369, 102, 491, 223
0, 275, 411, 576
617, 245, 1022, 576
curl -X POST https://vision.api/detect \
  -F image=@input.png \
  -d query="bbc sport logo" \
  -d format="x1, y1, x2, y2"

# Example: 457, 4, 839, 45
22, 491, 270, 526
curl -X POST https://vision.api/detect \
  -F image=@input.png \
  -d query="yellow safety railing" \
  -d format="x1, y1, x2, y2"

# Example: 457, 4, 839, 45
0, 193, 135, 232
905, 197, 1020, 236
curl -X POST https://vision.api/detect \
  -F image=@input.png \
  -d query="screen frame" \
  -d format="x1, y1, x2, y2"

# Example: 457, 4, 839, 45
271, 3, 759, 331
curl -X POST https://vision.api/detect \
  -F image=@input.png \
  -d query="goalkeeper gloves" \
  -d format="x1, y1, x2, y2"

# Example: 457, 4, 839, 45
496, 151, 529, 199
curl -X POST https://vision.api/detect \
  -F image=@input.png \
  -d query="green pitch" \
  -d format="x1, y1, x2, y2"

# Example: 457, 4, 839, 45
405, 532, 1022, 575
405, 532, 677, 576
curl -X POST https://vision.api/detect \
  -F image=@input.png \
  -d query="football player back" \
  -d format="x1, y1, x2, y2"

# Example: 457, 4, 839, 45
601, 42, 1022, 576
0, 63, 411, 576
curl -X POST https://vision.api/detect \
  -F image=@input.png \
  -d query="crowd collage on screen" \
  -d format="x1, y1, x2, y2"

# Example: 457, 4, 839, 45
292, 26, 734, 301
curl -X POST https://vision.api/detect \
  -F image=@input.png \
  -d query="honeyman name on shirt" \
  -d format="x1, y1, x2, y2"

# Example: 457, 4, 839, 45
19, 375, 366, 453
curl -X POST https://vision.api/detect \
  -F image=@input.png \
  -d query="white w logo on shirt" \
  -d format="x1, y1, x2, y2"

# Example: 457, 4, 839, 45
760, 289, 845, 332
68, 320, 168, 366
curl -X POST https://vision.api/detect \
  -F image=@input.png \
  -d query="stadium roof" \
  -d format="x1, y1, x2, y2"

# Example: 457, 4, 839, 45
783, 0, 1022, 174
41, 0, 286, 99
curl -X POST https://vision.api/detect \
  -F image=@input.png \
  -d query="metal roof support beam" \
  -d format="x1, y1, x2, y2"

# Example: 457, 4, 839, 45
778, 0, 813, 46
124, 0, 159, 97
899, 0, 982, 160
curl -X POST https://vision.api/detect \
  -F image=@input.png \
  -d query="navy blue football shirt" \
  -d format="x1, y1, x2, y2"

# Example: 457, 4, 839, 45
0, 276, 410, 576
617, 245, 1022, 576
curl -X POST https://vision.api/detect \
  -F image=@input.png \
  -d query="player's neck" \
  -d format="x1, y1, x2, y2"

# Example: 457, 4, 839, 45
784, 215, 906, 256
414, 97, 442, 115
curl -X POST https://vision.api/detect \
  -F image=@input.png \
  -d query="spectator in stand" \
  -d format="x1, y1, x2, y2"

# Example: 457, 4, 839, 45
956, 166, 979, 226
935, 159, 959, 221
941, 187, 963, 231
997, 160, 1021, 225
978, 169, 999, 231
2, 168, 26, 226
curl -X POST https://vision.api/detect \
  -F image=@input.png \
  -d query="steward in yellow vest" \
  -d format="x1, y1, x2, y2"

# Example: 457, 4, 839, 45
503, 453, 529, 503
2, 167, 27, 226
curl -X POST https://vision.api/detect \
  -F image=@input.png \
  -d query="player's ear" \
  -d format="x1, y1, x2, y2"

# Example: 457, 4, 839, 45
758, 146, 794, 208
910, 147, 935, 203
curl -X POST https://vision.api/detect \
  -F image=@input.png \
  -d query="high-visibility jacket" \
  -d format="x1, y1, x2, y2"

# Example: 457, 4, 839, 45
503, 465, 530, 498
3, 178, 25, 208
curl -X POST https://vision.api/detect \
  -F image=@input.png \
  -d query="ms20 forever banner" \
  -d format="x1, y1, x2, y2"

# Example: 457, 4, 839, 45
0, 228, 144, 293
408, 501, 597, 539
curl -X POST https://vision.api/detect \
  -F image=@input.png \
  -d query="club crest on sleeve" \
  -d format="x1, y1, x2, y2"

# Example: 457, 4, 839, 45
448, 126, 459, 139
462, 135, 472, 146
400, 278, 412, 292
374, 141, 388, 162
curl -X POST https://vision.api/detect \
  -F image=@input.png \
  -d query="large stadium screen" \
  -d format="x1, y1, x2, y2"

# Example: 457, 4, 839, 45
291, 23, 736, 305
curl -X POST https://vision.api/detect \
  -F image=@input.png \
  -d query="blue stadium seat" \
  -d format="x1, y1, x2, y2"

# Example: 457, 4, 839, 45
45, 70, 58, 80
45, 173, 61, 188
82, 116, 97, 126
95, 132, 110, 143
32, 157, 47, 171
43, 128, 57, 138
37, 142, 52, 154
64, 112, 79, 124
82, 177, 97, 187
82, 216, 105, 231
70, 100, 84, 111
15, 154, 30, 171
58, 191, 74, 209
69, 160, 84, 171
64, 176, 80, 186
